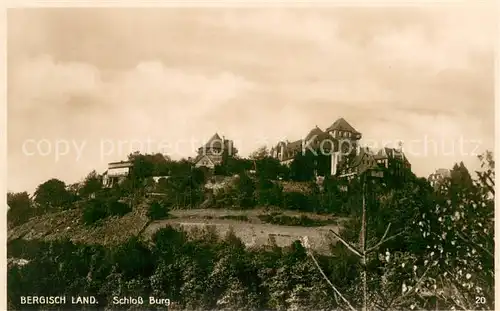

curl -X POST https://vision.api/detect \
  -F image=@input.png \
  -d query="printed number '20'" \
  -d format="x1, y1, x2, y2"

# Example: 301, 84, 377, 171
475, 296, 486, 304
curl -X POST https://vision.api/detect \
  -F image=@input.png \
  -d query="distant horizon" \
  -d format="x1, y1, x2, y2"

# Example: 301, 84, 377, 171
8, 130, 485, 196
9, 115, 493, 195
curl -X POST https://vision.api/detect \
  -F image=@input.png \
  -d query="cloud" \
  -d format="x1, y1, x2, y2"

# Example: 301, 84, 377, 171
7, 7, 495, 193
8, 55, 255, 193
9, 55, 101, 110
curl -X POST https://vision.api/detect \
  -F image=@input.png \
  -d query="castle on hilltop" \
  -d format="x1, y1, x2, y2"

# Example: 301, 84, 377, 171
270, 117, 411, 179
193, 133, 238, 169
102, 117, 412, 187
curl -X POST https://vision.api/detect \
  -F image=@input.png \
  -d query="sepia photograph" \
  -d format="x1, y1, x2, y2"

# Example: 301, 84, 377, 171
6, 4, 496, 311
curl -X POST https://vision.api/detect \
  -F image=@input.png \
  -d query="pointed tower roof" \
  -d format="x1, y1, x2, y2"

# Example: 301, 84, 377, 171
202, 133, 223, 149
305, 125, 324, 141
326, 118, 360, 134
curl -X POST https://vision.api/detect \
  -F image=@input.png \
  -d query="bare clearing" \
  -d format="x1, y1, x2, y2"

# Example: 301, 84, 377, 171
145, 208, 347, 254
8, 207, 347, 254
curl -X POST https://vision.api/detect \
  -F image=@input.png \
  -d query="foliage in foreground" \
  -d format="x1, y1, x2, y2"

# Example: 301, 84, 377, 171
311, 152, 495, 311
8, 227, 352, 311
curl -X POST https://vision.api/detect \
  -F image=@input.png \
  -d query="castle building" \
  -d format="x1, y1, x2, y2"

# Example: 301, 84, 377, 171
337, 147, 379, 179
102, 161, 134, 188
193, 133, 238, 169
373, 146, 412, 178
271, 118, 362, 176
271, 117, 412, 179
428, 168, 451, 190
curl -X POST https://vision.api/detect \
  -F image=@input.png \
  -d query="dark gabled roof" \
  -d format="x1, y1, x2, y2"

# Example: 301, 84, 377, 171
326, 118, 360, 134
194, 154, 216, 165
202, 133, 223, 149
374, 147, 391, 159
305, 126, 325, 142
340, 147, 367, 168
276, 139, 304, 161
286, 139, 303, 151
374, 147, 408, 161
304, 132, 339, 152
350, 147, 372, 166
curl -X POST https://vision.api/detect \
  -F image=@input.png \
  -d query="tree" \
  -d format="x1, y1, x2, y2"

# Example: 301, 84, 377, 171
304, 169, 413, 311
216, 156, 253, 176
305, 153, 495, 311
255, 157, 282, 180
249, 145, 270, 160
33, 179, 72, 209
128, 153, 155, 181
112, 237, 154, 278
315, 153, 331, 177
319, 176, 344, 214
410, 153, 495, 310
256, 178, 283, 207
476, 151, 494, 195
290, 151, 316, 182
150, 153, 170, 176
235, 173, 256, 209
80, 170, 102, 198
216, 277, 249, 311
7, 191, 32, 226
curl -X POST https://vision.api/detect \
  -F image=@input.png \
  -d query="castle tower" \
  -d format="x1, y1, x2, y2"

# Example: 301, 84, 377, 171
326, 118, 362, 176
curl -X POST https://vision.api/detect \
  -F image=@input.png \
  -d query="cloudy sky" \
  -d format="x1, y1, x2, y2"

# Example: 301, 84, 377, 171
7, 6, 496, 193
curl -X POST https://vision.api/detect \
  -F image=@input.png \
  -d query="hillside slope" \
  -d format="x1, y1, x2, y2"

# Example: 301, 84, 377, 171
8, 204, 151, 246
8, 205, 345, 254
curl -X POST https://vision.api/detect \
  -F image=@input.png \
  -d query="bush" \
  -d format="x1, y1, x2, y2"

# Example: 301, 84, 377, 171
257, 214, 332, 227
283, 192, 311, 211
211, 187, 237, 209
147, 201, 170, 220
219, 215, 249, 221
257, 179, 283, 207
210, 174, 256, 209
82, 197, 131, 226
33, 178, 74, 209
82, 199, 108, 225
257, 214, 274, 223
112, 237, 154, 278
106, 200, 131, 217
235, 173, 256, 209
7, 192, 33, 227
